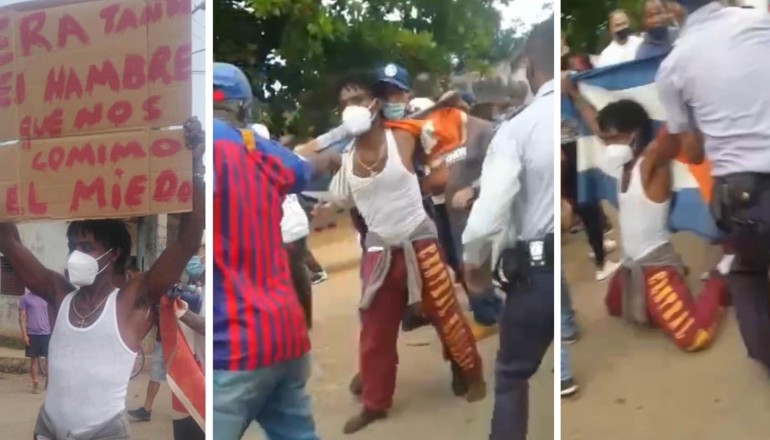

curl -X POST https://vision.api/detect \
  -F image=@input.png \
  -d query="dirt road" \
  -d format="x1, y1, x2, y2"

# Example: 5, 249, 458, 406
244, 219, 555, 439
0, 372, 174, 439
562, 218, 770, 440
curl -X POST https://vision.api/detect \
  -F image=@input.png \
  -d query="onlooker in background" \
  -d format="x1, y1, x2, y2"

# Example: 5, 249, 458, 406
637, 0, 677, 59
298, 196, 329, 285
252, 123, 271, 140
126, 265, 140, 281
170, 256, 206, 440
561, 49, 620, 281
282, 194, 314, 328
127, 310, 166, 422
665, 0, 685, 27
561, 273, 579, 397
597, 9, 643, 67
19, 289, 51, 394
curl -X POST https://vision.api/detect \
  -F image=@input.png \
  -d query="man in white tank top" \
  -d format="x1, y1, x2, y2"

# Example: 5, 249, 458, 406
587, 99, 729, 351
0, 119, 205, 439
328, 70, 485, 434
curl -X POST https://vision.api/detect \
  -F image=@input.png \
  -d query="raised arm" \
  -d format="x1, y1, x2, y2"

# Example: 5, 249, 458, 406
563, 73, 601, 136
656, 60, 704, 164
257, 135, 341, 192
179, 312, 205, 336
141, 117, 206, 302
173, 298, 204, 335
0, 224, 70, 304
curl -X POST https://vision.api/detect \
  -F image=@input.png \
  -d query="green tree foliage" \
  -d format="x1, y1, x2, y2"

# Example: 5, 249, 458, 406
214, 0, 516, 137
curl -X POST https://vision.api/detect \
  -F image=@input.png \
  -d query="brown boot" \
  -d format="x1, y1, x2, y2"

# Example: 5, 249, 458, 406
464, 356, 487, 403
349, 373, 362, 396
343, 408, 387, 434
465, 377, 487, 402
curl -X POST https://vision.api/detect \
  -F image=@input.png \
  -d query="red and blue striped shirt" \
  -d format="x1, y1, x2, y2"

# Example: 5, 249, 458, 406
213, 118, 313, 370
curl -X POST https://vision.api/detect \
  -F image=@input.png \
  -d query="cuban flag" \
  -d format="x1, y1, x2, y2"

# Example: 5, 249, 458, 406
562, 55, 720, 240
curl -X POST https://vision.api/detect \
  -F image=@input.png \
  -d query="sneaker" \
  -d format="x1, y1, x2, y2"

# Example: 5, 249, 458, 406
595, 261, 620, 282
561, 378, 579, 397
588, 239, 617, 259
562, 331, 579, 345
311, 271, 329, 285
127, 407, 152, 422
569, 223, 585, 234
717, 255, 735, 275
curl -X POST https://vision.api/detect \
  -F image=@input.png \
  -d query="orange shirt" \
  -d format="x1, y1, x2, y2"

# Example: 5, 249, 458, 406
384, 108, 468, 168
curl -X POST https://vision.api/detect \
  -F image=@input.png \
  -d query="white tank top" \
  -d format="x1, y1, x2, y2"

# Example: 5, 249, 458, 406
347, 129, 427, 244
45, 289, 137, 435
618, 159, 670, 261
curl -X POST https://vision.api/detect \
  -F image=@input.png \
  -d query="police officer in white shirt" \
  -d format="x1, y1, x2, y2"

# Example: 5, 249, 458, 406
462, 15, 555, 440
657, 0, 770, 372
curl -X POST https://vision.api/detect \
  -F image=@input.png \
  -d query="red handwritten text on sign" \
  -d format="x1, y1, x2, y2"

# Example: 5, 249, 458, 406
0, 0, 193, 221
0, 129, 192, 220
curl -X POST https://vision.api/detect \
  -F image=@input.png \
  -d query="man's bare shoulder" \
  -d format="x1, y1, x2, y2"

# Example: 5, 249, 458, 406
391, 128, 417, 147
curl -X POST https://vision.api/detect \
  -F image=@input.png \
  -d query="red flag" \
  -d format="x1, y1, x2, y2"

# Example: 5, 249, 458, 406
160, 296, 205, 429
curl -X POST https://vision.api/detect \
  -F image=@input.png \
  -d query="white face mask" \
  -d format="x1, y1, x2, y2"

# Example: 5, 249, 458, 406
67, 249, 113, 288
604, 144, 634, 169
342, 101, 376, 136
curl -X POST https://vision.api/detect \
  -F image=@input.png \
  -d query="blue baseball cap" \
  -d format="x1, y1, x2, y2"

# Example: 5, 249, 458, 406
375, 63, 411, 92
460, 91, 476, 107
213, 62, 253, 102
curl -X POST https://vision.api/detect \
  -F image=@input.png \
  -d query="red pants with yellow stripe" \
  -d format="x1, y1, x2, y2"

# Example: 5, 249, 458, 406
359, 239, 483, 411
606, 267, 727, 352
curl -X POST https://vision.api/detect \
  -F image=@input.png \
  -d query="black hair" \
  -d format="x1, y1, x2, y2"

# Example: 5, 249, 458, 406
597, 99, 654, 149
67, 220, 132, 275
525, 15, 555, 75
334, 70, 377, 101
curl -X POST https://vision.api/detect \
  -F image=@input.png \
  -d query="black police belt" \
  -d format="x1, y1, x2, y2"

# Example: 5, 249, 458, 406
710, 173, 770, 234
493, 234, 554, 291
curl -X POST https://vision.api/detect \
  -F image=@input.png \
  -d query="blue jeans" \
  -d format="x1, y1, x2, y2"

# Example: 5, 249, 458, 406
561, 272, 577, 338
561, 343, 572, 381
213, 354, 319, 440
561, 272, 575, 381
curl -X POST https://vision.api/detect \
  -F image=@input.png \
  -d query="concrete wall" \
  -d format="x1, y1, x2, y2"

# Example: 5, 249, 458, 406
0, 295, 21, 338
17, 222, 69, 274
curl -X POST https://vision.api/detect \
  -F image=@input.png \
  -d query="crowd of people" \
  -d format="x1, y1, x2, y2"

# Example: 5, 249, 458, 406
213, 13, 555, 440
560, 0, 770, 399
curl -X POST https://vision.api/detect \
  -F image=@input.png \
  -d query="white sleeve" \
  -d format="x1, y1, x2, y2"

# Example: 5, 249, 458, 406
462, 123, 522, 266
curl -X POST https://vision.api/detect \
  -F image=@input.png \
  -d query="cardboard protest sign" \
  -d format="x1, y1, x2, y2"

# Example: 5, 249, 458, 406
0, 0, 193, 221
